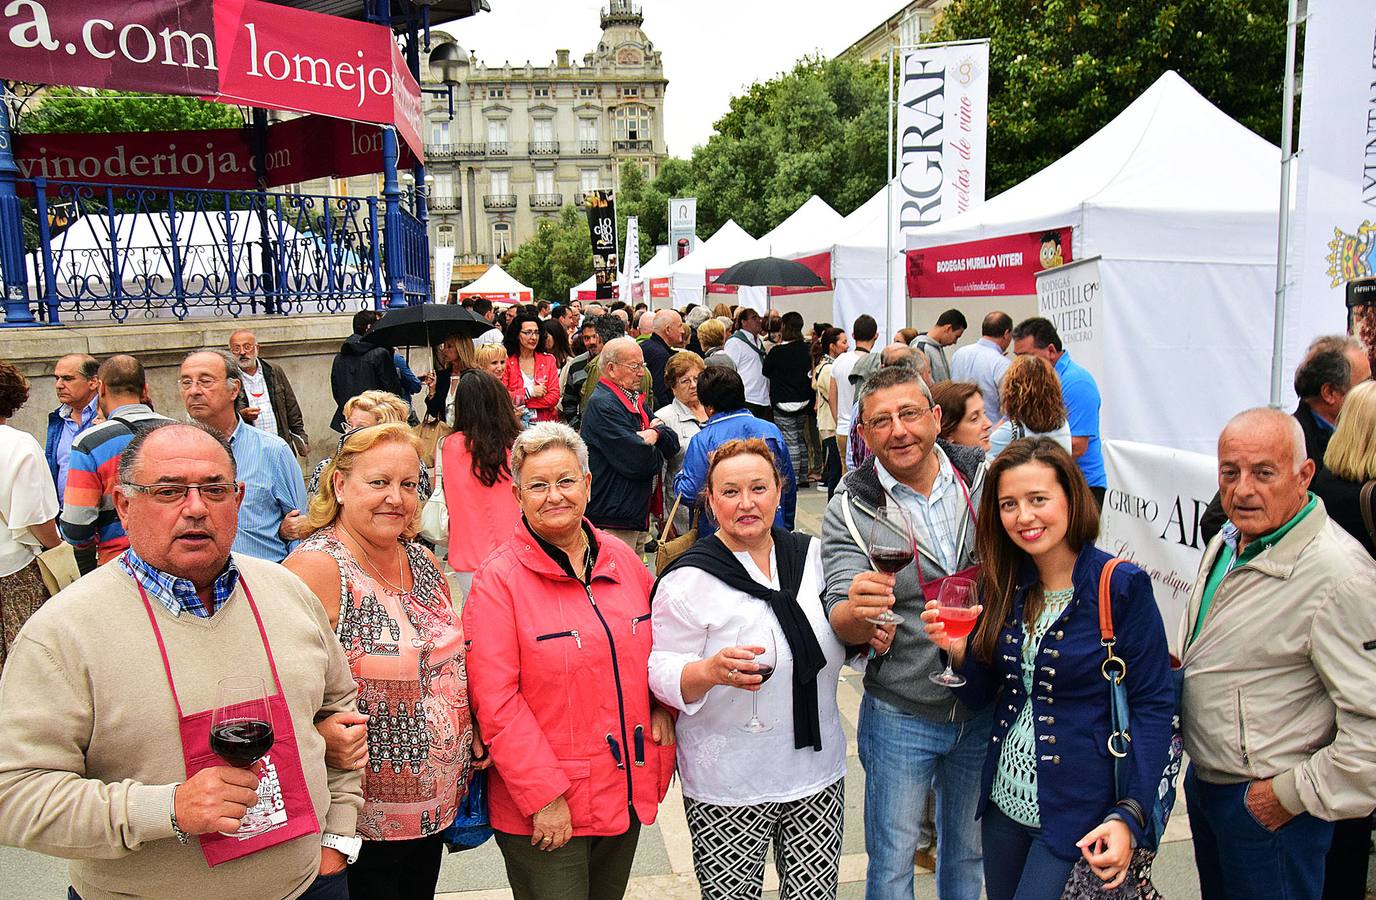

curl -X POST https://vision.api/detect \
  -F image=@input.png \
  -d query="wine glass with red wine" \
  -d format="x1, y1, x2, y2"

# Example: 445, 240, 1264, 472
735, 623, 777, 734
211, 675, 276, 836
929, 576, 978, 687
866, 505, 914, 625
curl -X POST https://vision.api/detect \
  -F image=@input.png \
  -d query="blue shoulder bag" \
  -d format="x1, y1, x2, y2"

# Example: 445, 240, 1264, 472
442, 768, 493, 853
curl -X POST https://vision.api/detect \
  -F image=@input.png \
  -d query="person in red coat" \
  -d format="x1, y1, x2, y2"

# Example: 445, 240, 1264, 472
503, 313, 562, 422
462, 422, 676, 899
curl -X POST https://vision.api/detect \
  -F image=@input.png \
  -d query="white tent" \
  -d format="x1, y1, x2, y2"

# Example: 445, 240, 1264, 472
757, 196, 845, 257
902, 70, 1302, 455
458, 263, 534, 304
666, 220, 763, 311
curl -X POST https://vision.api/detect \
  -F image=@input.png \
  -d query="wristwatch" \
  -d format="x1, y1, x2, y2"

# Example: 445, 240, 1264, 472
321, 832, 363, 864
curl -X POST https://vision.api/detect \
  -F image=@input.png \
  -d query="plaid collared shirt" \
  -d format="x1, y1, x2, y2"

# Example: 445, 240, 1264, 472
119, 547, 240, 618
874, 446, 970, 574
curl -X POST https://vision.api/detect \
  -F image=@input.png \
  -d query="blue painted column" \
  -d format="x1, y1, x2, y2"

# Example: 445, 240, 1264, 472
0, 83, 35, 325
381, 126, 407, 309
404, 18, 432, 302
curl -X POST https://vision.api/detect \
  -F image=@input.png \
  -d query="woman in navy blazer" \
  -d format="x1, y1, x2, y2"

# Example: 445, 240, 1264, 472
922, 438, 1173, 900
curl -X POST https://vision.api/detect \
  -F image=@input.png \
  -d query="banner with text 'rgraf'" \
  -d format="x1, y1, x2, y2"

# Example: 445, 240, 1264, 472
1100, 440, 1218, 656
895, 41, 988, 235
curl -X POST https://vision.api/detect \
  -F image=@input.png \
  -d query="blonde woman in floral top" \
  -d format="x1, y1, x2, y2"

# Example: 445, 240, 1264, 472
287, 423, 488, 900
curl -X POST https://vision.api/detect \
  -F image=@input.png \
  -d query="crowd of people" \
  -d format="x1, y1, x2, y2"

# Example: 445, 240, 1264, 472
0, 293, 1371, 900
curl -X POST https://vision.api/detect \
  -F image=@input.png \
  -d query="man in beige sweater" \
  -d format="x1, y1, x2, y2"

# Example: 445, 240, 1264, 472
0, 421, 363, 900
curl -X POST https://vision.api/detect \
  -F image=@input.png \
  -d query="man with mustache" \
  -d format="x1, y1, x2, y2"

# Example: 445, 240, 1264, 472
0, 420, 363, 899
229, 330, 308, 457
181, 350, 307, 563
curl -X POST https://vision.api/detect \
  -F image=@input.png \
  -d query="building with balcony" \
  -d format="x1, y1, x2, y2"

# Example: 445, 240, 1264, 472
837, 1, 951, 64
424, 0, 669, 287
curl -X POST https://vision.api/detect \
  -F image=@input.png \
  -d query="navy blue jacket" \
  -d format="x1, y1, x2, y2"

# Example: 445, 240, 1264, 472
581, 382, 680, 531
641, 333, 675, 410
953, 545, 1174, 859
44, 408, 65, 491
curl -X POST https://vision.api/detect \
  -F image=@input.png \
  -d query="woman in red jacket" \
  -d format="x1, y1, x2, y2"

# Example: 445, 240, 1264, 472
502, 312, 561, 422
462, 422, 675, 899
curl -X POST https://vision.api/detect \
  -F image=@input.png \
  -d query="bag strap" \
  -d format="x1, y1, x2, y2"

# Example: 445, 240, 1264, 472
1361, 480, 1376, 545
663, 491, 684, 540
1098, 557, 1125, 643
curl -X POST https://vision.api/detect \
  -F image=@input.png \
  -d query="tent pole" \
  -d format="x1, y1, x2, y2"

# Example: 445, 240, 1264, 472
1270, 0, 1300, 408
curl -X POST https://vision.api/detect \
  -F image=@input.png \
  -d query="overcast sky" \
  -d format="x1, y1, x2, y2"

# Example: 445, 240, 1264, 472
442, 0, 907, 157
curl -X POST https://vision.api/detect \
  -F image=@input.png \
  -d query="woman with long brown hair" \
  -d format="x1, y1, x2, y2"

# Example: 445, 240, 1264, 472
920, 438, 1173, 900
988, 355, 1071, 458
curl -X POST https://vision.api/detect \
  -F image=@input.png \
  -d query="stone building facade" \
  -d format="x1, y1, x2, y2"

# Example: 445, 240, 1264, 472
838, 0, 950, 64
422, 0, 668, 288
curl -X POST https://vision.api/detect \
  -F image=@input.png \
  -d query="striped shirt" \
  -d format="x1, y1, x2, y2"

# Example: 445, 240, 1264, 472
228, 420, 307, 563
59, 404, 170, 563
875, 446, 969, 574
118, 546, 240, 618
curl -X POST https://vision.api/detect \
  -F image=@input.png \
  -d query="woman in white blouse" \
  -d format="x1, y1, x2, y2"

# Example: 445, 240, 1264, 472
649, 437, 891, 899
654, 351, 708, 536
0, 361, 61, 672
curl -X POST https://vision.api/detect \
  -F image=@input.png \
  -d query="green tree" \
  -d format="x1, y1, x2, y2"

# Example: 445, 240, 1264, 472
19, 88, 244, 134
929, 0, 1286, 195
614, 160, 654, 262
505, 205, 593, 302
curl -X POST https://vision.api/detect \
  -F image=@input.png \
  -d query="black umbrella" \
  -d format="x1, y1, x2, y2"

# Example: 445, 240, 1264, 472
365, 303, 495, 348
712, 256, 825, 288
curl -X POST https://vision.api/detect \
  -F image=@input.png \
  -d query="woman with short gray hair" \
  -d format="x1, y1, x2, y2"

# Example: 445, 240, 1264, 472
463, 421, 677, 900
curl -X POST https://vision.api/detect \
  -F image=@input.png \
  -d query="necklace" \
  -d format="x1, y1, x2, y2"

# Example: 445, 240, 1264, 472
336, 522, 409, 594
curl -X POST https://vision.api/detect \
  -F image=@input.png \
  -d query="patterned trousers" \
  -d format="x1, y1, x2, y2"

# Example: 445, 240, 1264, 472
774, 411, 810, 486
0, 560, 49, 673
683, 779, 844, 900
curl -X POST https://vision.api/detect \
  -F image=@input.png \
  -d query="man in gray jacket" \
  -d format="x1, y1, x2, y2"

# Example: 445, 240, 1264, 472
910, 308, 966, 384
821, 363, 990, 900
1180, 407, 1376, 900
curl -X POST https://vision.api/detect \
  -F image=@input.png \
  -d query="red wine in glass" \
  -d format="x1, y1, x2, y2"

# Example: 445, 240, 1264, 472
754, 664, 775, 684
867, 506, 915, 625
735, 623, 777, 734
211, 676, 276, 836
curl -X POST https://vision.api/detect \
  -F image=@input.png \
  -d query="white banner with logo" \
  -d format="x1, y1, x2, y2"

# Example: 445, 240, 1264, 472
433, 246, 455, 303
895, 41, 989, 235
669, 198, 697, 261
1100, 440, 1218, 656
620, 216, 640, 303
1289, 0, 1376, 369
1036, 255, 1105, 385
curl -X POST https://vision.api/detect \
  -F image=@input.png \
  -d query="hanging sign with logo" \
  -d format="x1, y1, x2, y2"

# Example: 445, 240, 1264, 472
669, 198, 697, 260
907, 227, 1071, 297
1036, 255, 1104, 385
585, 190, 618, 301
0, 0, 425, 160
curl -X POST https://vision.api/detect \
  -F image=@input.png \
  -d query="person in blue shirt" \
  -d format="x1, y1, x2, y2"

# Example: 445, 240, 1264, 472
45, 354, 101, 504
180, 350, 307, 563
674, 366, 796, 537
1011, 318, 1106, 506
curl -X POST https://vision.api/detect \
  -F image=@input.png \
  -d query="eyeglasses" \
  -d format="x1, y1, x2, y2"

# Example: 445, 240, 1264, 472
676, 374, 700, 387
178, 376, 224, 390
862, 405, 931, 434
123, 482, 241, 503
611, 360, 645, 372
520, 476, 583, 497
519, 329, 541, 337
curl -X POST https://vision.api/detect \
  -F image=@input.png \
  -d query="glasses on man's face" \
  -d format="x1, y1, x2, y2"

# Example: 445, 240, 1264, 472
520, 476, 583, 498
862, 405, 931, 434
613, 360, 646, 373
124, 481, 241, 504
179, 376, 223, 390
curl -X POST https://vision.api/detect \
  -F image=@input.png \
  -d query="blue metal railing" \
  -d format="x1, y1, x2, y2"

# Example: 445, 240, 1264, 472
13, 177, 429, 324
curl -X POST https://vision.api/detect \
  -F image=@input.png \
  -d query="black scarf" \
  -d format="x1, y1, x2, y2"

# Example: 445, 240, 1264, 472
654, 528, 827, 751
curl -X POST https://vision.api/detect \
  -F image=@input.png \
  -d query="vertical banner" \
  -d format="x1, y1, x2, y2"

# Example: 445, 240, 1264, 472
669, 198, 697, 260
895, 41, 989, 234
433, 246, 455, 303
585, 190, 618, 301
1290, 0, 1376, 370
1035, 255, 1104, 385
620, 216, 640, 305
1100, 440, 1219, 655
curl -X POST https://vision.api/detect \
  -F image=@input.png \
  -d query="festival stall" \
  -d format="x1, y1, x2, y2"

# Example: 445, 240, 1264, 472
569, 245, 674, 304
754, 196, 845, 323
666, 220, 762, 311
457, 264, 534, 304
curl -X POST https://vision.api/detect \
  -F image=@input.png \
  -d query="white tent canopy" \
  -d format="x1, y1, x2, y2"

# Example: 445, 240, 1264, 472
667, 219, 765, 311
458, 263, 533, 303
756, 195, 845, 258
903, 70, 1314, 454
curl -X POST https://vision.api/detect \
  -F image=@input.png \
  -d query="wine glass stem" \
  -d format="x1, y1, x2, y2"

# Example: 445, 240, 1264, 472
751, 690, 759, 723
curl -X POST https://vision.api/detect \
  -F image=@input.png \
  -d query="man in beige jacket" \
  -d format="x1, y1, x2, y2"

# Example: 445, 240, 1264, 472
0, 421, 363, 900
1179, 407, 1376, 900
